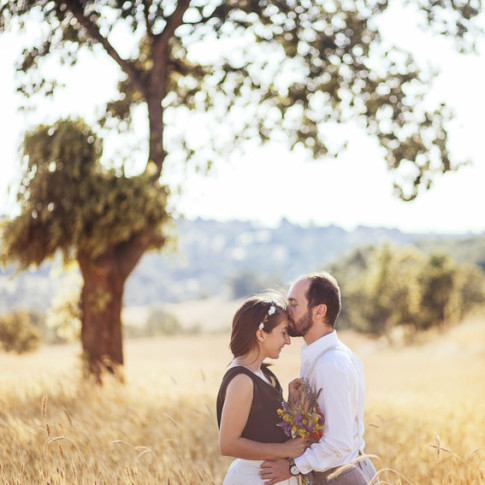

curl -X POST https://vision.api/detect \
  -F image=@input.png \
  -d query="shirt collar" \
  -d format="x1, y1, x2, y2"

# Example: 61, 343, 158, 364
300, 330, 339, 368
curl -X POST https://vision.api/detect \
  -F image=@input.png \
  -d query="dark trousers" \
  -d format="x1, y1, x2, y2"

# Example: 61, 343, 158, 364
306, 457, 379, 485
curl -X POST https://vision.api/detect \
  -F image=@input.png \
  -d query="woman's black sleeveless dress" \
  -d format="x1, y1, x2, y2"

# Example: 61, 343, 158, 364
216, 365, 287, 443
216, 365, 299, 485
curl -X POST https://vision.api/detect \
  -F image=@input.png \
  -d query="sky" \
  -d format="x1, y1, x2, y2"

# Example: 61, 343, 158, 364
1, 6, 484, 236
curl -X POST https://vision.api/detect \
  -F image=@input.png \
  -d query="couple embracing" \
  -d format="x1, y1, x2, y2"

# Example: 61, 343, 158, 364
216, 272, 379, 485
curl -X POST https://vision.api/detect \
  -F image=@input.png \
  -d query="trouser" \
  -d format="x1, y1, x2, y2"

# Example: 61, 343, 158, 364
305, 457, 379, 485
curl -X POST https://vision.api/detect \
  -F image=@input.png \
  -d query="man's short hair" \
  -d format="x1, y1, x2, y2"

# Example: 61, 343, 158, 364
305, 272, 341, 327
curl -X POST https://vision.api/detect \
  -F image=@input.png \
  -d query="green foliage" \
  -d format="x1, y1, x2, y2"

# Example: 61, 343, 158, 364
0, 311, 42, 353
2, 1, 483, 198
1, 119, 169, 269
417, 254, 457, 329
331, 243, 485, 337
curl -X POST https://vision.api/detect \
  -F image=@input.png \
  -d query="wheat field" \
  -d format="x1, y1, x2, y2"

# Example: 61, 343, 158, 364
1, 314, 484, 484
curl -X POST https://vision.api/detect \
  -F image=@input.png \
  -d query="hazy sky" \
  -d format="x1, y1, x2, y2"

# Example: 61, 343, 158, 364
1, 6, 484, 235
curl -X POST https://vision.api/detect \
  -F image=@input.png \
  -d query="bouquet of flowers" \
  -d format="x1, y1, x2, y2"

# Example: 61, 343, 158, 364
277, 378, 325, 441
277, 379, 324, 483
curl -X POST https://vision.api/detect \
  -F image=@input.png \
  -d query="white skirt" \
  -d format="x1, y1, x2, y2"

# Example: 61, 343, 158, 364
223, 458, 299, 485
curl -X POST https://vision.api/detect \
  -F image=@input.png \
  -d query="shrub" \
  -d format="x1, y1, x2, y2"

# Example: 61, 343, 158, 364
146, 308, 183, 336
0, 311, 41, 353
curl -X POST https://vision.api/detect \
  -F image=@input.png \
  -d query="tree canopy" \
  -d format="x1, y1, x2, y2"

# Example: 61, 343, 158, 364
1, 118, 168, 269
2, 0, 483, 201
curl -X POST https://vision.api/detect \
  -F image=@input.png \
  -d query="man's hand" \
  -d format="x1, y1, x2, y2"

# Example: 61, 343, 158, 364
260, 459, 292, 485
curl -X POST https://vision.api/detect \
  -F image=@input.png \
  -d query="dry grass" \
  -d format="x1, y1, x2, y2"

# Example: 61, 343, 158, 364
0, 315, 484, 484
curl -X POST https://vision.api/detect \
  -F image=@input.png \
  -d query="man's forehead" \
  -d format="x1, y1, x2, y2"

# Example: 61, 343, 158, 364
288, 278, 309, 298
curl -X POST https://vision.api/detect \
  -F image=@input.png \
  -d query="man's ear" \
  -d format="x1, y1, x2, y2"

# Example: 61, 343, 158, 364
313, 304, 327, 321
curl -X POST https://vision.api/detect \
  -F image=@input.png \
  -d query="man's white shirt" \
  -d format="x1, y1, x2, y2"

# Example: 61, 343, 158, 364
294, 330, 365, 474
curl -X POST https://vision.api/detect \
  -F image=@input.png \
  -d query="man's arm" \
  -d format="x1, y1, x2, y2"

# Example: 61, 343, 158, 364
294, 360, 356, 473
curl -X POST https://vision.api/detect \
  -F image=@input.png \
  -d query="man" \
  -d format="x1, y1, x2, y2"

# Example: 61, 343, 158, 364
260, 272, 379, 485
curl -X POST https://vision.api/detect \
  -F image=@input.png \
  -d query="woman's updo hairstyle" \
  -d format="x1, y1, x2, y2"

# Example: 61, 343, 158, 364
230, 292, 287, 358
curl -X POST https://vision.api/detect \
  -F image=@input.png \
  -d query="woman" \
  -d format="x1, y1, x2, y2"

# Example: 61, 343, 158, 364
216, 294, 308, 485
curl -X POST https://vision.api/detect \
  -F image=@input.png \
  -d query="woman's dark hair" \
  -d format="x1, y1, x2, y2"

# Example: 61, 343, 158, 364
306, 272, 341, 328
230, 292, 287, 358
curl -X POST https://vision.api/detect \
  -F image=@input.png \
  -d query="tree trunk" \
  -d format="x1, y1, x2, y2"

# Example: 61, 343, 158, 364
78, 253, 126, 382
77, 230, 160, 383
147, 93, 166, 177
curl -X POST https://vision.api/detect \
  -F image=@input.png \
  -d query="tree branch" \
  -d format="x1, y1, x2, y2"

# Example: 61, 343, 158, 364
116, 228, 164, 279
159, 0, 190, 44
149, 0, 191, 94
141, 0, 154, 38
60, 0, 146, 94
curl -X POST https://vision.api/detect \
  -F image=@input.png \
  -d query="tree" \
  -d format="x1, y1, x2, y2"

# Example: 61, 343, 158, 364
2, 118, 168, 379
334, 243, 424, 336
332, 243, 485, 338
1, 0, 482, 378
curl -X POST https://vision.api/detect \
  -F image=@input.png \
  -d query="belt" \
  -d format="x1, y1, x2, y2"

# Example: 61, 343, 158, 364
306, 459, 370, 484
306, 466, 340, 481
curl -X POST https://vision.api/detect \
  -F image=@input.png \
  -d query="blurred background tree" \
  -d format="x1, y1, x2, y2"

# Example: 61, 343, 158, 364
1, 119, 168, 380
0, 311, 41, 353
331, 243, 485, 340
1, 0, 482, 379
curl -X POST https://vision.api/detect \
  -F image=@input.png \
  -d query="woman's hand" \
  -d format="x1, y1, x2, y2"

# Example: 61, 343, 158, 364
280, 437, 311, 458
288, 378, 303, 404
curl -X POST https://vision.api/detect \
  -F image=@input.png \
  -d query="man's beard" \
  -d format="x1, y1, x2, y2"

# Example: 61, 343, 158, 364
288, 311, 313, 337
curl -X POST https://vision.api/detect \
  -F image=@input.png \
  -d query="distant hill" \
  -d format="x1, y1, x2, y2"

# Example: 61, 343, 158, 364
1, 217, 483, 313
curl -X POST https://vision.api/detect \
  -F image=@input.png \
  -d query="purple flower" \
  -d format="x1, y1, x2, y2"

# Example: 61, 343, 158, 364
277, 422, 292, 437
295, 413, 303, 426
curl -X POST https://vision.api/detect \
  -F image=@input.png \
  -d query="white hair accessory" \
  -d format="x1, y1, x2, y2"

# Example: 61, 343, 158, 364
259, 304, 277, 331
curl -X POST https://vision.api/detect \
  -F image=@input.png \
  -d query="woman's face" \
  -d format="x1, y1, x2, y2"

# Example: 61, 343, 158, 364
260, 315, 291, 359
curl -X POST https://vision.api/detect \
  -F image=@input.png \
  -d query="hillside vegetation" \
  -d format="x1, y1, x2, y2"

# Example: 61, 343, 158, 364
1, 314, 484, 484
2, 218, 484, 312
1, 219, 484, 351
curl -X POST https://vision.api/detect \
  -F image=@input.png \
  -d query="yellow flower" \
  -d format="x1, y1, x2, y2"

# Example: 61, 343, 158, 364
298, 429, 308, 438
